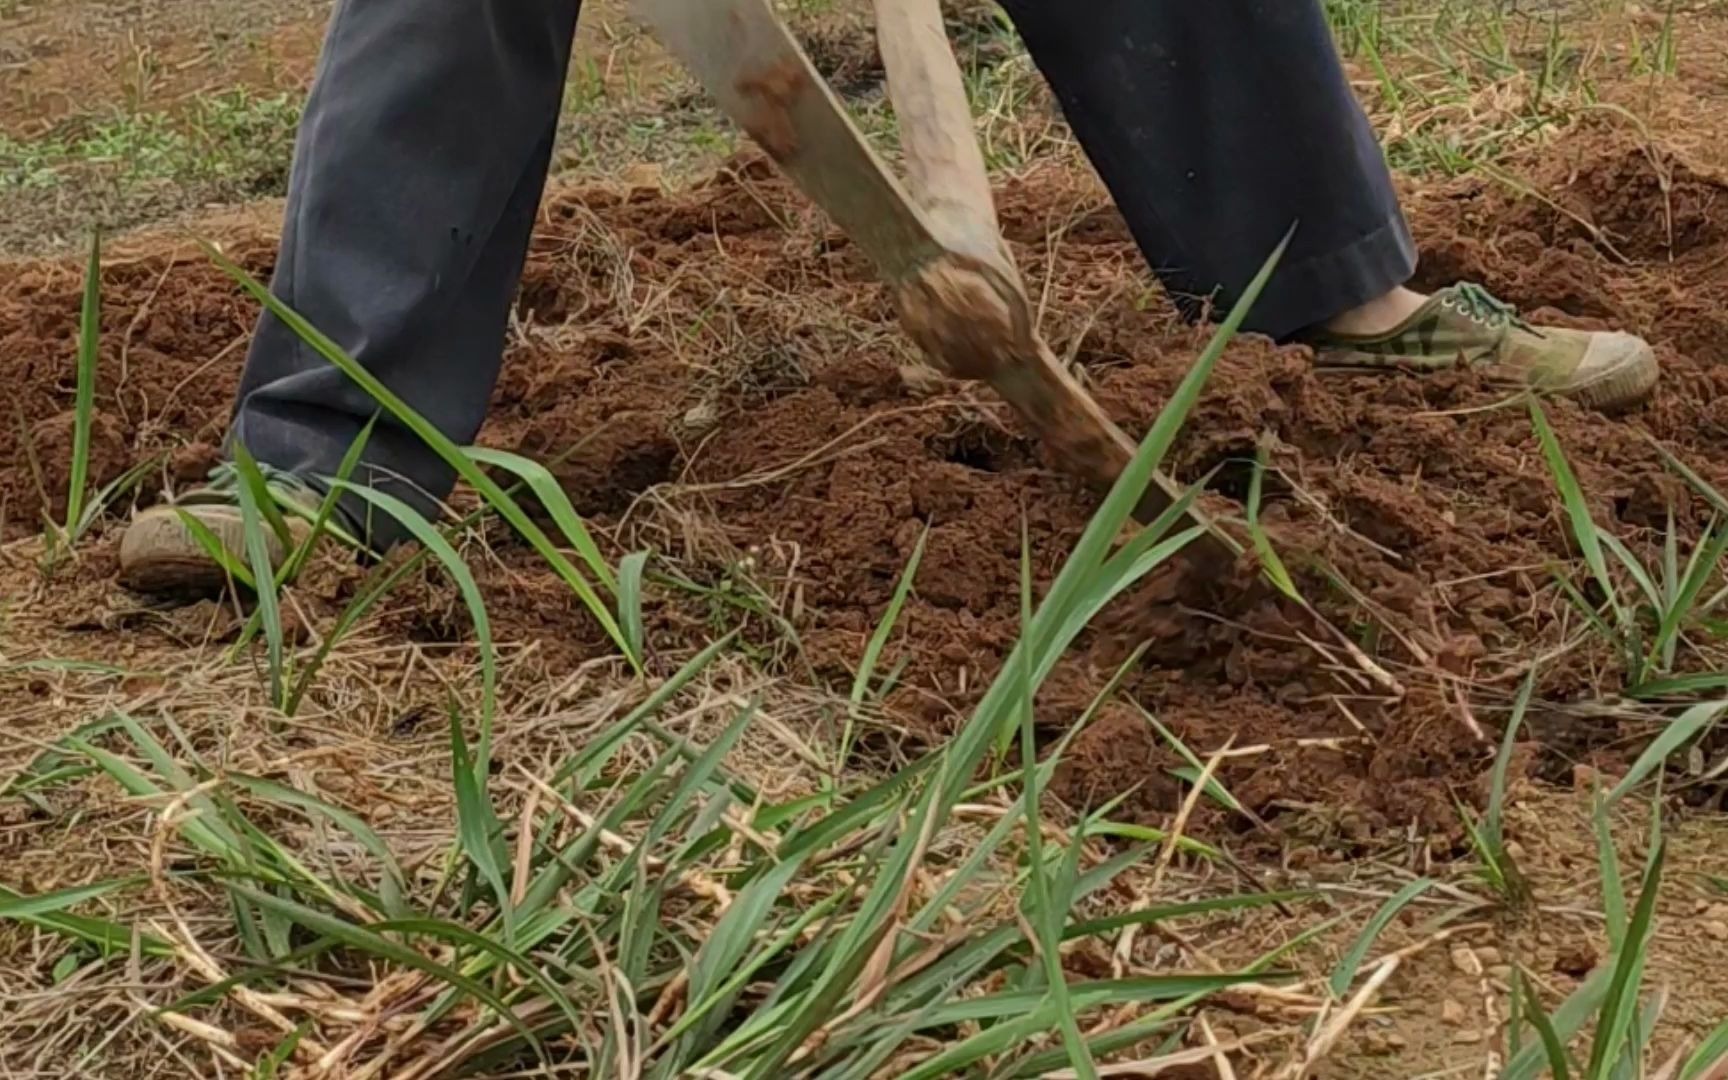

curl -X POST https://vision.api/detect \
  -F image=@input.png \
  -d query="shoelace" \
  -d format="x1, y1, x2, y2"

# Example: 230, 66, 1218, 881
199, 460, 321, 503
1441, 282, 1535, 333
188, 461, 367, 549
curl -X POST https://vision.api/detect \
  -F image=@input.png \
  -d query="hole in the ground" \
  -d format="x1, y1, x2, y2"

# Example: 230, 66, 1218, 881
932, 422, 1030, 474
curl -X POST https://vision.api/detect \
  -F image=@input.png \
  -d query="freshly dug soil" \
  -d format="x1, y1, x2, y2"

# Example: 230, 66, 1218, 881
7, 127, 1728, 838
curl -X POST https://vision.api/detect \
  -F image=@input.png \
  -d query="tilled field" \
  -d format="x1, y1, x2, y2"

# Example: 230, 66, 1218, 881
8, 129, 1728, 833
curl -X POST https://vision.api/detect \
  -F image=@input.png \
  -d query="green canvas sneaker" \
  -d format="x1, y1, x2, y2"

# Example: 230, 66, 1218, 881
118, 464, 339, 597
1308, 283, 1659, 410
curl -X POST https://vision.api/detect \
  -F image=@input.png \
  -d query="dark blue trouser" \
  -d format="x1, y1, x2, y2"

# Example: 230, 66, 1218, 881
230, 0, 1415, 537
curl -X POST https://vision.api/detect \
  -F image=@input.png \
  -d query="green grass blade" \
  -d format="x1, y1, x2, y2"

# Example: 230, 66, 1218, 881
0, 878, 137, 920
618, 549, 650, 664
1665, 507, 1682, 611
1248, 441, 1300, 600
553, 630, 738, 789
1487, 670, 1536, 849
175, 509, 257, 589
449, 709, 512, 945
1329, 878, 1436, 999
1, 713, 127, 804
1602, 533, 1660, 614
233, 419, 374, 654
1646, 524, 1728, 683
74, 453, 162, 540
1553, 569, 1621, 648
1585, 840, 1665, 1076
681, 856, 808, 1051
91, 718, 246, 853
1531, 400, 1621, 622
1596, 795, 1628, 949
1015, 525, 1096, 1080
1140, 706, 1249, 819
1607, 700, 1727, 804
1627, 672, 1728, 700
204, 245, 637, 668
852, 526, 927, 712
64, 231, 101, 537
252, 1021, 310, 1079
0, 881, 170, 957
1680, 1018, 1728, 1079
1517, 969, 1575, 1080
282, 416, 372, 572
232, 446, 288, 705
335, 481, 497, 766
1615, 989, 1665, 1080
1655, 438, 1728, 514
1042, 524, 1206, 685
1023, 234, 1288, 675
464, 446, 617, 592
894, 975, 1272, 1080
230, 441, 295, 549
1502, 966, 1613, 1080
841, 527, 928, 773
376, 915, 588, 1032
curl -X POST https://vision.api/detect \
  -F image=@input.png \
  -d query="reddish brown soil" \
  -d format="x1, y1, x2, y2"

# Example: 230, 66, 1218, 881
7, 128, 1728, 839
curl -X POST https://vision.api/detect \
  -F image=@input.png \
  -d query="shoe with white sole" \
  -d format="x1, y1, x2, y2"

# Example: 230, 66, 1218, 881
1309, 283, 1659, 410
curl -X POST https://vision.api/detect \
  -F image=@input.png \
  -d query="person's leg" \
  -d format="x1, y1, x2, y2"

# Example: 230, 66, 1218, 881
996, 0, 1656, 407
997, 0, 1414, 340
119, 0, 581, 591
229, 0, 583, 537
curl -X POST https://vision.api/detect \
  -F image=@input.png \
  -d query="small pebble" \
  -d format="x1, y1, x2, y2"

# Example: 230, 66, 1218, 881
1387, 1033, 1409, 1049
1442, 999, 1468, 1025
1450, 945, 1484, 977
1703, 920, 1728, 942
1475, 946, 1503, 966
1488, 964, 1513, 979
1455, 1028, 1485, 1045
1707, 903, 1728, 922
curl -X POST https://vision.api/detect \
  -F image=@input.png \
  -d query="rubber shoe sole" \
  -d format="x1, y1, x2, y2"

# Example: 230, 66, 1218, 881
1555, 331, 1660, 411
118, 503, 309, 598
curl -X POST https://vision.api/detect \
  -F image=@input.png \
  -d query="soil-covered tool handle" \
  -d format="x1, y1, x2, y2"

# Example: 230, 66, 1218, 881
872, 0, 1004, 267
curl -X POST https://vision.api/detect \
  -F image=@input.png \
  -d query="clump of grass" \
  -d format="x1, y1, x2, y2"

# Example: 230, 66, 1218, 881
62, 231, 100, 542
34, 231, 157, 575
1500, 795, 1728, 1080
1322, 1, 1681, 178
1, 91, 301, 195
1459, 669, 1536, 907
0, 222, 1307, 1078
206, 244, 642, 674
1531, 401, 1728, 696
